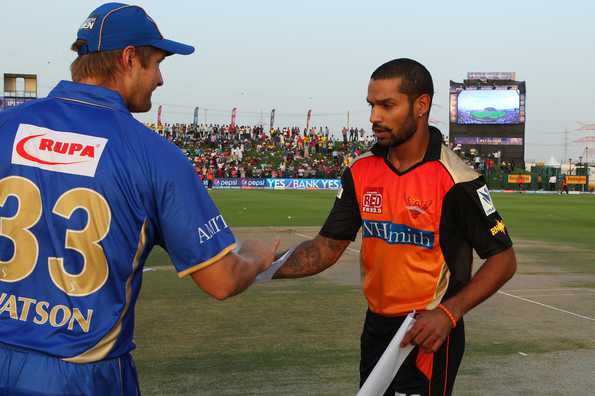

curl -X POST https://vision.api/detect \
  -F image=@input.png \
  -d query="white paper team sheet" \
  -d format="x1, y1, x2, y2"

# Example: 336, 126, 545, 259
356, 312, 416, 396
254, 248, 295, 283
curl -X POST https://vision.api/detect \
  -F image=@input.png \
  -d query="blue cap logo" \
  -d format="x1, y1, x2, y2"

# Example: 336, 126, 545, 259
80, 17, 97, 30
76, 3, 194, 56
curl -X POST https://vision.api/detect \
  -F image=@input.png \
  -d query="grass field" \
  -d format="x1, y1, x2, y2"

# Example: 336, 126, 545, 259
210, 190, 595, 249
470, 110, 506, 121
134, 191, 595, 395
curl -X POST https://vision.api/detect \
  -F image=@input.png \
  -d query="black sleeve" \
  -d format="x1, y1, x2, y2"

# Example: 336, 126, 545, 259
319, 167, 362, 241
448, 177, 513, 259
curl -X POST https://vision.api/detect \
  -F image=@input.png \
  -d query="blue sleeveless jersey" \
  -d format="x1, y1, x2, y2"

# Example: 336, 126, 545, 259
0, 81, 236, 363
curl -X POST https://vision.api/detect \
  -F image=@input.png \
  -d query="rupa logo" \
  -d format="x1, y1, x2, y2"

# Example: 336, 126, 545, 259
11, 124, 108, 177
363, 187, 383, 214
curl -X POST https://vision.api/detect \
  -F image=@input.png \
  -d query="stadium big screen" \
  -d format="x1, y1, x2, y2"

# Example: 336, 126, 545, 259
449, 72, 526, 167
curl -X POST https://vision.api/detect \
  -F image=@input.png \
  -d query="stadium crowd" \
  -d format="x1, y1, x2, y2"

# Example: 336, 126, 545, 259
147, 123, 374, 180
147, 121, 580, 192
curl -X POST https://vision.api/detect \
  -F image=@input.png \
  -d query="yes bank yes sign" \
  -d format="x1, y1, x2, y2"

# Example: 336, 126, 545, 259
11, 124, 108, 177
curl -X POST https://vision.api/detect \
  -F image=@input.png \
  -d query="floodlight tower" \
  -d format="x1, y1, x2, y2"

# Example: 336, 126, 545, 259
574, 122, 595, 166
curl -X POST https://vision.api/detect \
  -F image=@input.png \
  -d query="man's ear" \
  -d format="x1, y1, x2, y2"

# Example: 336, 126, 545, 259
120, 45, 137, 71
415, 94, 432, 118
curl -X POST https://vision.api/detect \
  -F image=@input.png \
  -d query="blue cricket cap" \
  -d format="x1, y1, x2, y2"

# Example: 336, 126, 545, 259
76, 2, 194, 56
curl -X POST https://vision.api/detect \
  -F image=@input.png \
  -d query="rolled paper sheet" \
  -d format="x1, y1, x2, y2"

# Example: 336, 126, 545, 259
254, 248, 295, 283
356, 312, 416, 396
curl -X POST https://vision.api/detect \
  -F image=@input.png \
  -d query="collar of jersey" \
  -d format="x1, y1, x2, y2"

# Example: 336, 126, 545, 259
370, 126, 443, 175
49, 80, 129, 113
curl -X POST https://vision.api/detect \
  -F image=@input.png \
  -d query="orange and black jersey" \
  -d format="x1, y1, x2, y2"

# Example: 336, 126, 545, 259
320, 127, 513, 316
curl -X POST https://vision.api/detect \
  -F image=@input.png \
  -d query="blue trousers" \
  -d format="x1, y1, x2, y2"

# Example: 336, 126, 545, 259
0, 344, 140, 396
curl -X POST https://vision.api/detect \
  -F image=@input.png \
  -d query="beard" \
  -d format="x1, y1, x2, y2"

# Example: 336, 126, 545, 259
373, 111, 417, 148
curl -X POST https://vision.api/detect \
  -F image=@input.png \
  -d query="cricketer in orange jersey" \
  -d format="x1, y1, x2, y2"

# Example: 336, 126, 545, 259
270, 59, 517, 395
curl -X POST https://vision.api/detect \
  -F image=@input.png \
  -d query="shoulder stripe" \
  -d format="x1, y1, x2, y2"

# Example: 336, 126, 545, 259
439, 145, 479, 184
54, 96, 114, 110
177, 243, 238, 278
348, 151, 375, 168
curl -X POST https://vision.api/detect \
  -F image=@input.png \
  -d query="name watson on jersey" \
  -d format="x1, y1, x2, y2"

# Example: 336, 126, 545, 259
0, 292, 93, 333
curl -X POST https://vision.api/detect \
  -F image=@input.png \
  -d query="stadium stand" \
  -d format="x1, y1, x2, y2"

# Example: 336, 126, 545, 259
147, 123, 373, 180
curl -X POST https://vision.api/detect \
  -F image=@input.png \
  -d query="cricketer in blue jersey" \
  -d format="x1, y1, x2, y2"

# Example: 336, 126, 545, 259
0, 3, 277, 395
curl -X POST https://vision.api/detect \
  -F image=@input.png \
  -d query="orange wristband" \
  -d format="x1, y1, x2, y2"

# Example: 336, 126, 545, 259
437, 304, 458, 328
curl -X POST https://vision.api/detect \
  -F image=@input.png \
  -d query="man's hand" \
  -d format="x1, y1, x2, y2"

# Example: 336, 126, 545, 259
401, 309, 453, 353
237, 238, 280, 273
190, 238, 279, 300
401, 247, 517, 353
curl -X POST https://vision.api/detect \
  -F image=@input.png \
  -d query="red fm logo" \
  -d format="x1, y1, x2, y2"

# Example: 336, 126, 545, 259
363, 187, 383, 214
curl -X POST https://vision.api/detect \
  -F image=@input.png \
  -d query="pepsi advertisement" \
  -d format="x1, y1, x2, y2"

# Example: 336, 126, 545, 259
206, 178, 341, 190
212, 178, 268, 189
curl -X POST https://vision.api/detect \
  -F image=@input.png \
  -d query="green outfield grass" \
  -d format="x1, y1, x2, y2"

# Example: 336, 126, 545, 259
470, 110, 506, 120
210, 190, 595, 250
135, 275, 366, 395
135, 190, 595, 395
492, 193, 595, 249
206, 189, 336, 227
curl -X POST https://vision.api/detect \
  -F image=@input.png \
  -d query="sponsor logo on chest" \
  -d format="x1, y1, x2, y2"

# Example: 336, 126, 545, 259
362, 220, 434, 249
405, 195, 432, 218
362, 187, 383, 214
11, 124, 108, 177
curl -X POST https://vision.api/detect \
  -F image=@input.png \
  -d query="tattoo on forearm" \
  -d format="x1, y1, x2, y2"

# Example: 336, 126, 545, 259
274, 236, 348, 278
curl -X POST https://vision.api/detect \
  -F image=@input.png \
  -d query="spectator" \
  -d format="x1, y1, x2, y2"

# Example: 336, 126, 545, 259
549, 175, 557, 191
147, 122, 372, 179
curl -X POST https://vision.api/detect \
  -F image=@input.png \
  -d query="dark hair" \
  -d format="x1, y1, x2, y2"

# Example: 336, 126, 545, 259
370, 58, 434, 104
69, 39, 157, 83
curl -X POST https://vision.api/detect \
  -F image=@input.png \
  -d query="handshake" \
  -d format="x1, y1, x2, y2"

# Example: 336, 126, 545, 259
254, 247, 295, 283
189, 238, 293, 300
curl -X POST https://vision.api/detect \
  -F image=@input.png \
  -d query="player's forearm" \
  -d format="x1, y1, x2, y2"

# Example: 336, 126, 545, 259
273, 235, 348, 278
225, 254, 266, 297
443, 247, 517, 319
225, 239, 283, 297
193, 254, 261, 300
191, 240, 277, 300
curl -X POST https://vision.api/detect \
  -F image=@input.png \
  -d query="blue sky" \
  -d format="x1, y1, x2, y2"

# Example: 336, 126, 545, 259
1, 0, 594, 161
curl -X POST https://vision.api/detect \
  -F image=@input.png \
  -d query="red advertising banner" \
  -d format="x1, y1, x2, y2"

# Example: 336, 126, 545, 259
231, 107, 238, 129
